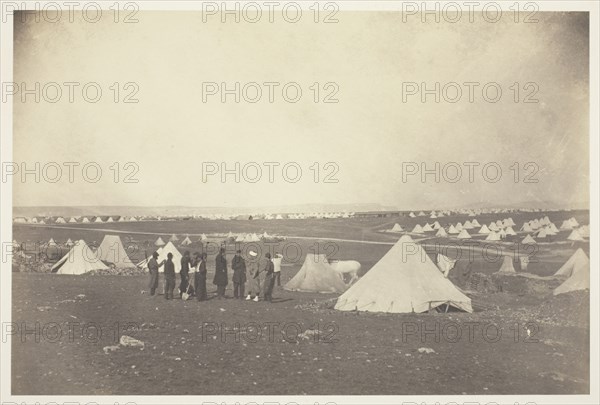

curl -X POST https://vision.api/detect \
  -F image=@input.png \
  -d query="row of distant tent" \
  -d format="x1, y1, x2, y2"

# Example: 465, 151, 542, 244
13, 212, 357, 224
409, 209, 520, 219
155, 231, 278, 247
387, 216, 588, 242
14, 216, 143, 224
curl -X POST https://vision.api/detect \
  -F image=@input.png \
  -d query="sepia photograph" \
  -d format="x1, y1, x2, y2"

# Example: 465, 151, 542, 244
1, 1, 598, 404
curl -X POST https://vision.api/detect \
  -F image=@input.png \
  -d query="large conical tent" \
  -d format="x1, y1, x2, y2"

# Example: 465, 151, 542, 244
181, 236, 192, 246
96, 235, 135, 268
496, 255, 516, 274
284, 254, 347, 293
138, 241, 182, 273
478, 224, 491, 234
554, 249, 590, 295
334, 235, 472, 314
52, 240, 109, 275
65, 238, 74, 247
554, 248, 589, 278
170, 234, 179, 242
155, 237, 166, 246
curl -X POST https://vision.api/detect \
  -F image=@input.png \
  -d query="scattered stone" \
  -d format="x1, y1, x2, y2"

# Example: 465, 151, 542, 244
120, 335, 145, 348
103, 345, 120, 354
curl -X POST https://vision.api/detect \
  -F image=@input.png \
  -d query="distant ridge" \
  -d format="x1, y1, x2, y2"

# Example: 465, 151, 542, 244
13, 203, 397, 217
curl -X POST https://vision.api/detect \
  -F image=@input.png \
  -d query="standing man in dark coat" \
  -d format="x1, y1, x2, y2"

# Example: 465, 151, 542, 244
164, 252, 176, 300
262, 252, 275, 303
147, 251, 165, 296
213, 247, 228, 298
180, 251, 191, 299
196, 252, 208, 301
231, 250, 247, 299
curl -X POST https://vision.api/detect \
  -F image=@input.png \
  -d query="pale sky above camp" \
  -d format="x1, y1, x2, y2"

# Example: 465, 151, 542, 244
13, 11, 589, 209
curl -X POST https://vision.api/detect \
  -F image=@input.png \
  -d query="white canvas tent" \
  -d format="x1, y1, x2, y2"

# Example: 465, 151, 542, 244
181, 236, 192, 246
554, 248, 589, 278
554, 249, 589, 295
567, 229, 585, 241
334, 235, 472, 314
138, 241, 183, 274
52, 240, 109, 275
522, 234, 536, 244
96, 235, 136, 268
284, 254, 347, 293
478, 225, 491, 234
422, 223, 433, 232
155, 237, 166, 246
471, 219, 481, 227
560, 220, 573, 230
485, 231, 500, 241
435, 227, 447, 237
169, 234, 179, 242
411, 224, 424, 234
569, 217, 579, 227
391, 223, 403, 232
447, 225, 459, 234
457, 229, 471, 239
496, 255, 516, 274
521, 223, 533, 232
505, 226, 516, 236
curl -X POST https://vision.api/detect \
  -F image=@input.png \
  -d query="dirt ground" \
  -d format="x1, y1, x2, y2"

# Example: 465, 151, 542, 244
10, 213, 590, 395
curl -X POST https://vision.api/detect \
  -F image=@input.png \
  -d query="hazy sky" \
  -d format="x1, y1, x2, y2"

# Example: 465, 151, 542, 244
13, 11, 589, 209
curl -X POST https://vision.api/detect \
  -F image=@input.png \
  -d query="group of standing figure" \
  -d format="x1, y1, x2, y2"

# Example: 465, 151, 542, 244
147, 247, 283, 302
